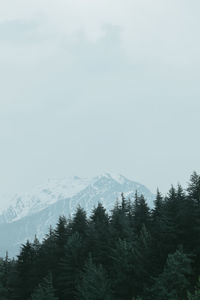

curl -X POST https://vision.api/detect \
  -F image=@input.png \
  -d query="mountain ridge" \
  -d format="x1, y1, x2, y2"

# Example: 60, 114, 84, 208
0, 173, 155, 257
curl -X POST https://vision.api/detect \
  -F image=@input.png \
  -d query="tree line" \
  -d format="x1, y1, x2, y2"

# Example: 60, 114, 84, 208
0, 172, 200, 299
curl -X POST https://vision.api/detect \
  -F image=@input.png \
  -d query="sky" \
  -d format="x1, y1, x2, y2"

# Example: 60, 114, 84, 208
0, 0, 200, 205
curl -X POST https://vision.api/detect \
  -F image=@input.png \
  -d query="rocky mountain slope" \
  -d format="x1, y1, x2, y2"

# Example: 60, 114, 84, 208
0, 173, 154, 257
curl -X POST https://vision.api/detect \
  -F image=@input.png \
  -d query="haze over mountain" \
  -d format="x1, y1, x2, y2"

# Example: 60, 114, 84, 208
0, 1, 200, 203
0, 173, 154, 257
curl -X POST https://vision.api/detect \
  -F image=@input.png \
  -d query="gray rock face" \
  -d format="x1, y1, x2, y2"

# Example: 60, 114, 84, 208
0, 173, 154, 257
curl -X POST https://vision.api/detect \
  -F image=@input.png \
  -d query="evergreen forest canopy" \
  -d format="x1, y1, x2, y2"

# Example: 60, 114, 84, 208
0, 172, 200, 300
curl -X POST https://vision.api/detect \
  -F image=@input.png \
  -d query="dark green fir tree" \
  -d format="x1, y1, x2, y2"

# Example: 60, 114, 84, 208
75, 255, 113, 300
149, 249, 192, 300
29, 273, 58, 300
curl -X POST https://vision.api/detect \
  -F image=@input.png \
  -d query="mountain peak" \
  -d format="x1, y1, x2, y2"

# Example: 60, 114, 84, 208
0, 174, 154, 225
95, 172, 126, 184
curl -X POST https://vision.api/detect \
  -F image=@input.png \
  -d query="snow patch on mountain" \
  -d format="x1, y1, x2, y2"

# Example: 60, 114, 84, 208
0, 173, 154, 225
0, 176, 90, 223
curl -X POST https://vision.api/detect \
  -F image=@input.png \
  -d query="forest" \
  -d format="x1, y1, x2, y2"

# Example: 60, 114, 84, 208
0, 172, 200, 300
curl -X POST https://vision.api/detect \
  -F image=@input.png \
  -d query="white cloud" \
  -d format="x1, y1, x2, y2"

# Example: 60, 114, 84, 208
1, 0, 200, 63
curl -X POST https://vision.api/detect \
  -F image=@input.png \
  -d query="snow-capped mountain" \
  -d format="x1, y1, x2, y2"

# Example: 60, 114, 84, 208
0, 176, 90, 224
0, 173, 154, 257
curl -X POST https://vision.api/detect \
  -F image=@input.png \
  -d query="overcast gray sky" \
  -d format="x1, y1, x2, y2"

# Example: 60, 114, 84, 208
0, 0, 200, 205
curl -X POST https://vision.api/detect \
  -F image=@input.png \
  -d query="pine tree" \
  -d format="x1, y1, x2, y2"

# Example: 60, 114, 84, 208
0, 254, 10, 300
186, 172, 200, 280
88, 203, 110, 266
32, 236, 41, 254
38, 226, 57, 277
150, 189, 166, 274
187, 172, 200, 206
29, 273, 58, 300
133, 194, 150, 235
71, 206, 88, 237
121, 193, 127, 212
16, 241, 38, 299
110, 195, 132, 242
110, 238, 135, 300
57, 232, 83, 300
75, 256, 113, 300
149, 249, 192, 300
132, 225, 153, 296
175, 184, 188, 246
54, 216, 68, 259
159, 186, 180, 256
152, 189, 163, 221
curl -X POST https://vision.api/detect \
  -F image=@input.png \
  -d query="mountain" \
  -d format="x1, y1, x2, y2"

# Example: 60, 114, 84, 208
0, 173, 154, 257
0, 176, 90, 224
